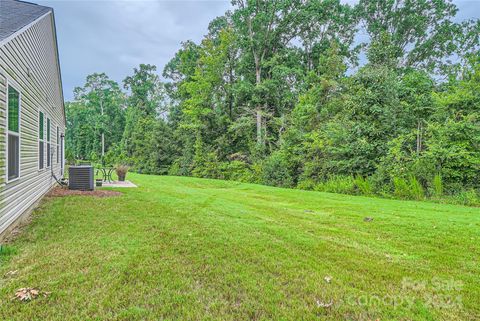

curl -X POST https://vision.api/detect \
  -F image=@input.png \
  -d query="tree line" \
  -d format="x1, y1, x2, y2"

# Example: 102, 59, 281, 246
66, 0, 480, 205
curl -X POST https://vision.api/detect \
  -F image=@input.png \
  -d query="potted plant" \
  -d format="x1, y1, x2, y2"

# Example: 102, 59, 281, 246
116, 165, 129, 182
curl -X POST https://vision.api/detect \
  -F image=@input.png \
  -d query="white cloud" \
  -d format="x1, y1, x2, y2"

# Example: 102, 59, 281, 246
38, 0, 478, 100
39, 0, 231, 99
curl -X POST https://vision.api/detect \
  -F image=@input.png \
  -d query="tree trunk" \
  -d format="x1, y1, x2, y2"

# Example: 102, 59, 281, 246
256, 107, 262, 146
263, 110, 267, 148
416, 119, 422, 155
255, 61, 263, 147
228, 53, 234, 119
255, 58, 261, 84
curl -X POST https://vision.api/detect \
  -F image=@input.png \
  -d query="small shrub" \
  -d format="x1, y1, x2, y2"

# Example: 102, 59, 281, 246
249, 163, 263, 184
315, 176, 355, 194
452, 189, 480, 206
219, 161, 255, 183
168, 162, 180, 176
297, 179, 316, 190
262, 152, 295, 188
393, 177, 410, 199
354, 176, 373, 195
192, 152, 222, 179
368, 172, 392, 196
104, 143, 128, 167
168, 158, 192, 177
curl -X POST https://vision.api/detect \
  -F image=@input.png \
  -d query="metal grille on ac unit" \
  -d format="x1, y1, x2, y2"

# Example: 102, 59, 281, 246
68, 166, 94, 191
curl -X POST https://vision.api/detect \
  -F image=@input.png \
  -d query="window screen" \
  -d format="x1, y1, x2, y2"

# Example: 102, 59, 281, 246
39, 112, 44, 139
8, 135, 19, 179
39, 111, 44, 169
8, 86, 20, 180
47, 118, 51, 167
39, 141, 44, 169
8, 88, 19, 133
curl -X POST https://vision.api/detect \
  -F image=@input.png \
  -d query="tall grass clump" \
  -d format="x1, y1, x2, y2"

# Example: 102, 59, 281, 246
393, 177, 410, 199
409, 176, 425, 200
393, 176, 424, 200
354, 175, 373, 195
432, 174, 443, 198
0, 245, 16, 264
314, 176, 355, 194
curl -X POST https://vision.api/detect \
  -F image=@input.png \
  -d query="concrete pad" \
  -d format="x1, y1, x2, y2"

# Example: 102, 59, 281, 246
101, 180, 137, 188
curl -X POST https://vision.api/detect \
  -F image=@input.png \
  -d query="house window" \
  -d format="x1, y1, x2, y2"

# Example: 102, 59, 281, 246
47, 117, 51, 167
7, 86, 20, 181
56, 126, 59, 163
39, 111, 44, 169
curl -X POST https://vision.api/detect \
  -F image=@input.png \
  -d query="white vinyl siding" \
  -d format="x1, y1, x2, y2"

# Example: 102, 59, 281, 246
0, 12, 66, 236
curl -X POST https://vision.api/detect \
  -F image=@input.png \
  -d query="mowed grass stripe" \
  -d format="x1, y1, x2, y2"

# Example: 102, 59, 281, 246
0, 173, 478, 320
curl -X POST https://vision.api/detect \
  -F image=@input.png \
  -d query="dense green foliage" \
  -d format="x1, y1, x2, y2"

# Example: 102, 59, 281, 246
66, 0, 480, 204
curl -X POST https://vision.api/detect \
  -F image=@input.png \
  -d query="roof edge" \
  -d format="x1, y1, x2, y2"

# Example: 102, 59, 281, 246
0, 10, 51, 48
0, 9, 66, 124
48, 9, 66, 125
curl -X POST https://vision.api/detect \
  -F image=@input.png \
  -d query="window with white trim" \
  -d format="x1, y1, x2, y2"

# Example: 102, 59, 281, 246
39, 111, 44, 170
47, 117, 51, 167
7, 85, 20, 181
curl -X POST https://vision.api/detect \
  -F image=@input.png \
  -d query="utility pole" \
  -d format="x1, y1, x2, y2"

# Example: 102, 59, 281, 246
100, 95, 104, 159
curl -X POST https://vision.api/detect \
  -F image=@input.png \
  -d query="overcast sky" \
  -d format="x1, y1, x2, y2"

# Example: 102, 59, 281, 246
37, 0, 480, 101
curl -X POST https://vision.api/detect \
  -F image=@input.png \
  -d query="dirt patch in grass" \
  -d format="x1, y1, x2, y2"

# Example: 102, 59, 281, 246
47, 187, 122, 198
0, 214, 33, 244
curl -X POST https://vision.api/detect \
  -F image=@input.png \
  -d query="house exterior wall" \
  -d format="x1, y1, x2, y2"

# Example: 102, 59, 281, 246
0, 12, 65, 236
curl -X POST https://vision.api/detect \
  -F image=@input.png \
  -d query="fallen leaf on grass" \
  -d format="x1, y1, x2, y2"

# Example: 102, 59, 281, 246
5, 270, 18, 277
14, 288, 50, 302
316, 299, 333, 308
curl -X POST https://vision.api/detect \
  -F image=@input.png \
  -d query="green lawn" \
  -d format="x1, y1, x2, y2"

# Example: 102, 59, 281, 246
0, 174, 479, 320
